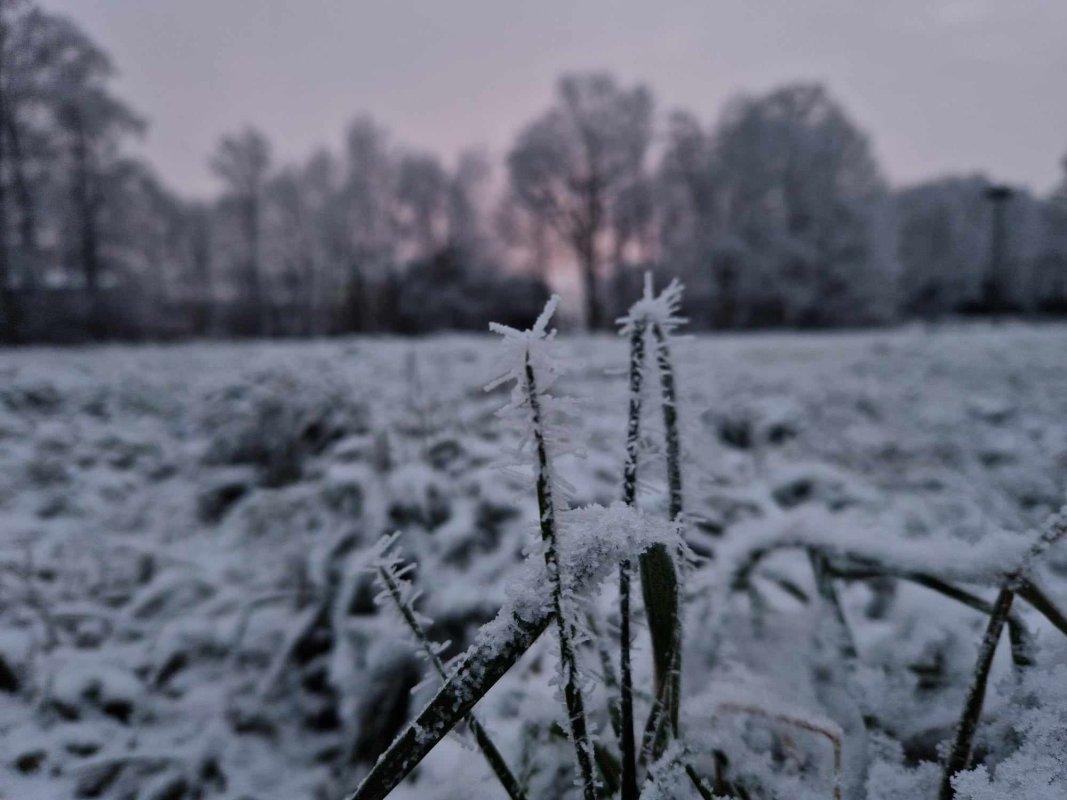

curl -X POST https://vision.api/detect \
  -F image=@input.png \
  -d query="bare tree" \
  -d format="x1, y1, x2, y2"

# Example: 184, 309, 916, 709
659, 83, 896, 327
2, 1, 51, 258
0, 0, 79, 338
186, 201, 213, 335
211, 127, 270, 335
446, 148, 491, 257
0, 0, 15, 341
507, 72, 653, 329
47, 15, 143, 337
396, 152, 448, 259
265, 166, 323, 335
338, 115, 398, 331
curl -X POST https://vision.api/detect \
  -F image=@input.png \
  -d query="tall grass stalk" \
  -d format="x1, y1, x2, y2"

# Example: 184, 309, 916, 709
940, 510, 1067, 800
808, 549, 858, 662
617, 276, 686, 767
644, 320, 683, 741
343, 609, 550, 800
375, 562, 528, 800
938, 585, 1015, 800
827, 562, 1035, 668
618, 319, 646, 800
523, 350, 598, 800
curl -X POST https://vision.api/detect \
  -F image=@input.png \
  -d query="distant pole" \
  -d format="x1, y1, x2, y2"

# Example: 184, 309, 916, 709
982, 185, 1012, 312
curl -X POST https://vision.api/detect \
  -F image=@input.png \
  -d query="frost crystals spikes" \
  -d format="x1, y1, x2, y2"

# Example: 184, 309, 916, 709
343, 292, 685, 800
488, 294, 598, 800
617, 272, 686, 761
617, 303, 646, 800
371, 534, 527, 800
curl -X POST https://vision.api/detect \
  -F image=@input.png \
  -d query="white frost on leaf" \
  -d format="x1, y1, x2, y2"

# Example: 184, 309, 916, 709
700, 504, 1056, 595
640, 742, 710, 800
473, 501, 685, 657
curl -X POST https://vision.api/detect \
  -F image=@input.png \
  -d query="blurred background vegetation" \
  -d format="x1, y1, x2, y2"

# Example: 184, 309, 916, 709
0, 0, 1065, 342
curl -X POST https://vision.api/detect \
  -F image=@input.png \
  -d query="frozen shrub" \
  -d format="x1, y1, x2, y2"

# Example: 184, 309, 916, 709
195, 466, 255, 523
320, 463, 375, 518
330, 433, 378, 464
1, 379, 62, 414
199, 367, 369, 487
0, 629, 32, 693
769, 462, 875, 510
385, 463, 451, 529
424, 435, 467, 472
25, 452, 71, 487
96, 432, 166, 474
232, 483, 329, 539
50, 658, 145, 725
711, 397, 801, 450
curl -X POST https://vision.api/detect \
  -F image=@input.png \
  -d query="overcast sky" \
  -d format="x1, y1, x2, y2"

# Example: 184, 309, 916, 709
45, 0, 1067, 199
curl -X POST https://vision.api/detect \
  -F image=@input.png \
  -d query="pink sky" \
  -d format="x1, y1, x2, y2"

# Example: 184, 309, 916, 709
46, 0, 1067, 199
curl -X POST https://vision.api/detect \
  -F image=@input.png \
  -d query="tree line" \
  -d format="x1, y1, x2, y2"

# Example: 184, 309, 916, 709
1, 1, 1065, 342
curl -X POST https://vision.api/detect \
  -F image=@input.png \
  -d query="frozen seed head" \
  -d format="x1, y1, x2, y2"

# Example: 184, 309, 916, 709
485, 293, 582, 470
616, 272, 687, 336
486, 294, 563, 395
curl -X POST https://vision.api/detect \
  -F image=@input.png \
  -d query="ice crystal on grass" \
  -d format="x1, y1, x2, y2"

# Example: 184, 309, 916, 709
617, 272, 687, 337
478, 500, 687, 645
640, 743, 708, 800
488, 294, 601, 797
614, 270, 689, 756
487, 294, 584, 473
704, 505, 1051, 596
951, 664, 1067, 800
370, 533, 529, 800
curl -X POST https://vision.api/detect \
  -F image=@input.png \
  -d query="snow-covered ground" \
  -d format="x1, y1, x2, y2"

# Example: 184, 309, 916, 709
1, 323, 1065, 800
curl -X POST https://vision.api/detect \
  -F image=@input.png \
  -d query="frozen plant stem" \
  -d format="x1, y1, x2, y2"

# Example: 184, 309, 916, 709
939, 585, 1014, 800
684, 764, 717, 800
343, 607, 550, 800
376, 565, 527, 800
524, 351, 598, 800
941, 511, 1067, 800
651, 323, 682, 526
1017, 580, 1067, 638
827, 562, 1035, 668
808, 549, 858, 662
618, 320, 645, 800
638, 683, 671, 771
642, 321, 682, 743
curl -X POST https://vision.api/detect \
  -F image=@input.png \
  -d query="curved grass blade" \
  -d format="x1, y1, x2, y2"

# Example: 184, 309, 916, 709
343, 608, 551, 800
376, 564, 527, 800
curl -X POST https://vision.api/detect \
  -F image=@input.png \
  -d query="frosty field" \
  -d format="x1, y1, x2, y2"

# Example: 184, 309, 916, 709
1, 323, 1066, 800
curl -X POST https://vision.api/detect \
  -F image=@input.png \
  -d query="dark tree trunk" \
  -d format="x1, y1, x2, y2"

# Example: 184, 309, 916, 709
579, 236, 600, 330
240, 193, 263, 335
713, 260, 738, 329
69, 109, 104, 339
189, 212, 213, 335
302, 251, 316, 336
0, 21, 21, 344
574, 171, 604, 331
343, 261, 365, 333
5, 117, 37, 253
